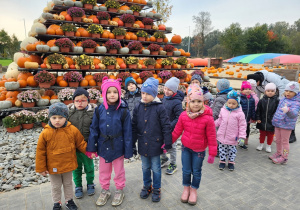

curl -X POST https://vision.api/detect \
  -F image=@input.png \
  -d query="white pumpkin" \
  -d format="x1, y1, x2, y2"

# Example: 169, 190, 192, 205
37, 99, 50, 106
36, 27, 47, 35
20, 37, 38, 51
50, 46, 60, 53
154, 13, 162, 19
146, 12, 154, 18
64, 0, 74, 7
173, 51, 181, 56
53, 0, 64, 5
73, 46, 83, 53
50, 99, 61, 104
74, 1, 83, 7
95, 46, 107, 54
142, 49, 150, 55
119, 47, 129, 54
99, 6, 107, 11
14, 52, 28, 63
0, 101, 12, 110
36, 45, 50, 52
126, 10, 133, 14
159, 51, 166, 55
47, 1, 54, 10
5, 82, 20, 90
42, 13, 54, 20
5, 62, 19, 79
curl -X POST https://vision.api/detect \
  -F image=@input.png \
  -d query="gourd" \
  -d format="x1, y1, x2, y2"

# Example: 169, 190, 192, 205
140, 12, 146, 17
116, 64, 120, 70
133, 24, 140, 28
59, 15, 65, 21
75, 64, 80, 70
186, 64, 191, 68
154, 13, 162, 19
95, 46, 107, 54
50, 46, 59, 52
50, 99, 61, 104
93, 6, 99, 10
203, 76, 210, 82
83, 18, 89, 23
152, 25, 158, 30
146, 12, 154, 18
37, 99, 50, 106
53, 0, 64, 6
35, 27, 47, 35
166, 27, 172, 32
91, 65, 95, 70
63, 64, 69, 69
53, 14, 59, 20
99, 64, 106, 70
99, 6, 107, 11
73, 46, 83, 53
159, 51, 166, 55
119, 47, 129, 54
0, 101, 12, 110
42, 13, 54, 20
126, 10, 133, 14
142, 49, 150, 55
64, 0, 74, 7
138, 64, 142, 69
74, 1, 83, 7
5, 82, 20, 90
24, 62, 39, 69
43, 7, 50, 13
15, 100, 22, 107
177, 65, 181, 69
36, 45, 50, 52
119, 10, 126, 14
173, 51, 181, 56
14, 52, 27, 63
109, 21, 118, 26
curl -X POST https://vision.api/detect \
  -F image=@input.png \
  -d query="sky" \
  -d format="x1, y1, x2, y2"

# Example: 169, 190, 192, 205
0, 0, 300, 41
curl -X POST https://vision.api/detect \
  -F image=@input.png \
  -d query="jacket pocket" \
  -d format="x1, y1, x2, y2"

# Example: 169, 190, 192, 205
53, 144, 74, 155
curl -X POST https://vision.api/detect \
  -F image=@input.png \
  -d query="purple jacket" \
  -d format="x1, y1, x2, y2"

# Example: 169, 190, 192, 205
272, 93, 300, 130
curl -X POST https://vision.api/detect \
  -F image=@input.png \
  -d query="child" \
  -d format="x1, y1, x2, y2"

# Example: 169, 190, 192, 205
132, 77, 172, 202
123, 76, 141, 118
160, 77, 184, 174
271, 82, 300, 164
215, 90, 247, 171
190, 74, 202, 86
240, 81, 256, 149
202, 87, 214, 108
68, 87, 97, 199
247, 79, 259, 109
86, 77, 132, 207
36, 102, 87, 210
256, 83, 279, 153
172, 84, 217, 205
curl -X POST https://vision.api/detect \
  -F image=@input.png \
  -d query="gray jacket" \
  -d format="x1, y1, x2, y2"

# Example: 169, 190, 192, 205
123, 88, 141, 118
212, 92, 229, 120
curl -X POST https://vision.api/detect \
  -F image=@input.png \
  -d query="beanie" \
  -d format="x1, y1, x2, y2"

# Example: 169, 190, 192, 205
216, 79, 230, 92
72, 87, 90, 101
285, 81, 299, 94
191, 74, 202, 84
187, 84, 203, 101
49, 102, 69, 119
165, 77, 180, 93
265, 83, 276, 91
203, 92, 213, 101
141, 77, 159, 98
241, 81, 252, 90
227, 90, 240, 104
247, 79, 257, 89
101, 77, 122, 110
125, 77, 137, 89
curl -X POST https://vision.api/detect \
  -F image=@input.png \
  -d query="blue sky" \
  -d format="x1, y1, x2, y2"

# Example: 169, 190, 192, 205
1, 0, 300, 41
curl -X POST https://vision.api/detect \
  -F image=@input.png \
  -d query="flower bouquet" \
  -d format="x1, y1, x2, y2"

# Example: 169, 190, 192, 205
97, 11, 111, 25
128, 41, 143, 54
139, 71, 153, 82
63, 71, 83, 87
158, 70, 172, 82
105, 39, 121, 54
47, 53, 67, 69
17, 90, 41, 107
15, 110, 37, 129
58, 88, 76, 103
34, 70, 55, 88
54, 38, 73, 53
102, 56, 117, 69
105, 0, 120, 12
142, 18, 153, 29
87, 88, 101, 103
75, 54, 93, 69
148, 43, 160, 55
120, 14, 135, 27
144, 58, 156, 69
81, 39, 97, 53
67, 7, 85, 22
87, 24, 104, 38
61, 23, 77, 36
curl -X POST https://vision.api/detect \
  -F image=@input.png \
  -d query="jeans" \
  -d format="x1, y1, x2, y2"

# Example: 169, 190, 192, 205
181, 146, 205, 189
141, 155, 161, 189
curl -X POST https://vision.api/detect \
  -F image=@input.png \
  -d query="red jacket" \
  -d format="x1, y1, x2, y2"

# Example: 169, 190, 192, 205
172, 106, 217, 156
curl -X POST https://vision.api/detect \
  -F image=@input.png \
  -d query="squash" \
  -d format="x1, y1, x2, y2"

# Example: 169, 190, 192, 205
0, 101, 12, 110
93, 6, 99, 10
74, 1, 83, 7
63, 64, 69, 69
126, 10, 133, 14
119, 47, 129, 54
99, 64, 106, 70
73, 46, 83, 54
50, 99, 61, 104
59, 15, 65, 21
159, 51, 166, 55
99, 6, 107, 11
146, 12, 154, 18
50, 46, 59, 53
140, 12, 146, 17
53, 14, 59, 20
36, 45, 50, 52
5, 82, 20, 90
116, 64, 120, 70
133, 24, 140, 28
64, 0, 74, 7
203, 76, 210, 82
53, 0, 64, 5
37, 99, 49, 106
142, 49, 150, 55
147, 0, 153, 6
91, 65, 95, 70
24, 62, 39, 69
166, 27, 172, 32
152, 25, 159, 30
173, 51, 181, 56
154, 13, 162, 19
15, 99, 22, 107
35, 27, 47, 34
95, 46, 107, 54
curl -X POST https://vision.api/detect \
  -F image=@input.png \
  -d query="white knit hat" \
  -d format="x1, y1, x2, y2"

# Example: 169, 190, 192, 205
265, 83, 276, 91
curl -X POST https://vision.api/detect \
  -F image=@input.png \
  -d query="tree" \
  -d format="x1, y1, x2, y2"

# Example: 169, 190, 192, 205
244, 24, 269, 53
0, 29, 20, 59
152, 0, 173, 24
181, 36, 195, 56
207, 44, 229, 58
204, 30, 222, 56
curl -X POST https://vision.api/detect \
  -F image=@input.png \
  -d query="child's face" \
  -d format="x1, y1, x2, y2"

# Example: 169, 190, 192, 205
191, 80, 201, 86
241, 88, 251, 96
189, 99, 203, 112
227, 99, 238, 109
74, 94, 89, 110
164, 86, 174, 97
107, 87, 119, 104
265, 89, 276, 98
285, 90, 296, 99
141, 92, 154, 104
127, 83, 136, 92
50, 115, 66, 128
204, 100, 209, 105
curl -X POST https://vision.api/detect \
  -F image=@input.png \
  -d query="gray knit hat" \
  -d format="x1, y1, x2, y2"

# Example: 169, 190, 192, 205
165, 77, 180, 93
191, 74, 202, 84
49, 102, 69, 119
285, 82, 299, 94
217, 79, 230, 92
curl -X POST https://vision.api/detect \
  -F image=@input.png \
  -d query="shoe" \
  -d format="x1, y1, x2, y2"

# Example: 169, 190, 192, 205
87, 184, 95, 196
161, 157, 169, 168
166, 163, 177, 175
273, 156, 288, 165
111, 189, 125, 207
53, 202, 62, 210
74, 187, 83, 199
219, 162, 226, 170
65, 199, 77, 210
181, 186, 190, 203
289, 130, 297, 143
266, 145, 271, 153
268, 152, 280, 160
152, 188, 161, 202
228, 162, 235, 171
256, 144, 263, 151
140, 186, 152, 199
239, 145, 248, 150
188, 187, 197, 205
96, 189, 111, 206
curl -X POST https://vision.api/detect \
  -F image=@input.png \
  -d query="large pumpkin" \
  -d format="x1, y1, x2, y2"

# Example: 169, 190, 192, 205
171, 34, 182, 44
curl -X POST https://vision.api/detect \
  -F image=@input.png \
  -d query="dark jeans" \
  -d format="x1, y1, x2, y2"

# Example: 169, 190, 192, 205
141, 155, 161, 189
181, 146, 205, 189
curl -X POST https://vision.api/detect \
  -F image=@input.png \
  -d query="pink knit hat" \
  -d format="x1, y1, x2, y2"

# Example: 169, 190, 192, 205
187, 84, 203, 102
241, 81, 252, 90
101, 76, 122, 110
265, 83, 276, 91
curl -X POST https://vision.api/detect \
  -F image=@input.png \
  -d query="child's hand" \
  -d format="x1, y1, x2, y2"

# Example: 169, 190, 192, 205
86, 151, 98, 159
257, 120, 261, 123
207, 155, 214, 164
281, 103, 289, 113
238, 138, 245, 146
40, 171, 49, 176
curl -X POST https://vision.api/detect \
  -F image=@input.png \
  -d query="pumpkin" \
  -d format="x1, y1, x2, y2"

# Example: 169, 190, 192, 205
26, 43, 37, 51
59, 80, 68, 87
36, 45, 50, 52
119, 47, 129, 54
50, 99, 61, 104
80, 79, 89, 87
5, 82, 20, 90
51, 95, 58, 99
95, 46, 107, 54
171, 34, 182, 44
47, 39, 56, 47
27, 76, 38, 87
29, 55, 43, 64
89, 80, 96, 86
173, 51, 181, 56
15, 99, 22, 107
0, 101, 12, 109
136, 77, 142, 84
17, 57, 31, 68
158, 24, 166, 30
37, 99, 50, 106
50, 46, 60, 52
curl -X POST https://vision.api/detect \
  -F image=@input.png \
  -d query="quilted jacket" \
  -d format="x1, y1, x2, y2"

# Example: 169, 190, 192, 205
240, 93, 256, 122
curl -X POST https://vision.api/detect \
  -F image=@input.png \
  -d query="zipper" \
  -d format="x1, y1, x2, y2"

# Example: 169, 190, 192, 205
246, 98, 249, 120
265, 98, 270, 130
223, 111, 231, 140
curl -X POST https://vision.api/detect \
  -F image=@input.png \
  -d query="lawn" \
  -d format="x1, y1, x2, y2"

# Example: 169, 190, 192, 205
0, 59, 12, 67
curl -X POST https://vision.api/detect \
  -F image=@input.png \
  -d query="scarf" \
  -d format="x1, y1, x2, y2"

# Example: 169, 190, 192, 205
187, 107, 205, 119
129, 88, 138, 95
219, 87, 233, 94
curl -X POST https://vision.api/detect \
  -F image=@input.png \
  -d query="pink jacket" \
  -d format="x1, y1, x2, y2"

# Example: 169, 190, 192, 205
215, 106, 247, 145
251, 92, 259, 110
172, 106, 217, 156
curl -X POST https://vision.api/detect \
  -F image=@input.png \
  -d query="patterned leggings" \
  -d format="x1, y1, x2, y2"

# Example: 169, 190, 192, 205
219, 142, 237, 163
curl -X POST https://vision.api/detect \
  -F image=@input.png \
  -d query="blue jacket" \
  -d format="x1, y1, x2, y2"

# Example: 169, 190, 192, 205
162, 90, 184, 131
87, 100, 133, 163
123, 87, 141, 118
132, 97, 172, 157
272, 93, 300, 130
240, 93, 256, 122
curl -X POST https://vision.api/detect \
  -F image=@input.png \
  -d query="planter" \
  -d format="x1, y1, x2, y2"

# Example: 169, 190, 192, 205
41, 122, 47, 128
22, 123, 34, 130
51, 64, 62, 69
180, 78, 184, 83
80, 65, 90, 70
96, 82, 102, 87
150, 51, 159, 55
60, 47, 70, 53
157, 94, 164, 99
147, 65, 154, 69
84, 48, 95, 53
181, 65, 186, 69
72, 16, 82, 22
108, 8, 117, 13
63, 100, 73, 105
107, 65, 115, 70
69, 82, 79, 87
156, 38, 163, 43
133, 11, 139, 16
6, 125, 21, 133
116, 35, 125, 39
144, 25, 152, 29
22, 102, 35, 108
166, 51, 173, 56
65, 31, 75, 36
163, 65, 171, 69
91, 33, 101, 38
100, 20, 109, 25
138, 37, 146, 42
125, 23, 133, 27
109, 49, 118, 54
90, 99, 98, 104
130, 50, 139, 54
128, 64, 137, 69
39, 82, 52, 88
84, 4, 93, 9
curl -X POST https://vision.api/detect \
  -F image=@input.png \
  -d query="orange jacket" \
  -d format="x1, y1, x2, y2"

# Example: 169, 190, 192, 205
35, 122, 87, 174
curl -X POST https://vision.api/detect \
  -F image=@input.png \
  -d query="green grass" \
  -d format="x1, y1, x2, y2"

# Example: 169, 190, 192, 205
0, 59, 12, 67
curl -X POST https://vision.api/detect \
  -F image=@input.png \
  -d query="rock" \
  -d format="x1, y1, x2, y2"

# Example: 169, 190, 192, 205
22, 181, 29, 187
1, 184, 14, 191
10, 180, 21, 186
6, 172, 13, 179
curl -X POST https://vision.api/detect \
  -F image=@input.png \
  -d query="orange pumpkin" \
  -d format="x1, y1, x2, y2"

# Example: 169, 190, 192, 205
17, 57, 31, 68
47, 39, 56, 47
59, 80, 68, 87
17, 72, 29, 81
51, 95, 58, 99
130, 34, 137, 40
46, 28, 55, 35
88, 79, 96, 86
108, 33, 115, 39
29, 55, 43, 64
136, 77, 142, 84
150, 36, 156, 42
171, 34, 182, 44
65, 57, 74, 66
41, 95, 51, 100
158, 24, 166, 30
18, 80, 27, 88
93, 58, 101, 65
55, 29, 64, 35
163, 37, 168, 43
27, 76, 38, 87
85, 75, 94, 81
65, 14, 72, 21
26, 43, 36, 51
80, 79, 89, 87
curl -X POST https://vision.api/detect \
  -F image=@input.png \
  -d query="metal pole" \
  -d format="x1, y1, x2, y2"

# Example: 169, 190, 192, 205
23, 19, 27, 37
188, 26, 191, 53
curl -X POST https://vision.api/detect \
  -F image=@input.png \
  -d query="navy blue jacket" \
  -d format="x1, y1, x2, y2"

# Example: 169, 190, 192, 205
240, 94, 256, 122
132, 97, 172, 157
87, 100, 133, 163
162, 90, 184, 131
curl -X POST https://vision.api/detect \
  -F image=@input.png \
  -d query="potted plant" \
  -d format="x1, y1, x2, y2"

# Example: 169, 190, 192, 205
96, 11, 111, 25
157, 85, 164, 98
125, 56, 139, 69
174, 70, 187, 83
120, 14, 135, 27
93, 72, 108, 86
63, 71, 83, 87
139, 71, 153, 82
47, 53, 67, 69
2, 114, 21, 133
175, 57, 188, 68
75, 54, 94, 69
128, 41, 143, 54
161, 57, 174, 69
143, 58, 156, 69
102, 56, 117, 69
153, 31, 166, 42
87, 24, 104, 38
87, 88, 101, 104
136, 30, 148, 41
58, 88, 76, 105
117, 72, 131, 86
16, 110, 37, 130
34, 70, 56, 88
54, 38, 73, 53
36, 109, 49, 128
17, 90, 41, 107
104, 0, 120, 12
105, 39, 121, 54
164, 44, 175, 56
67, 7, 85, 22
130, 5, 142, 16
81, 39, 97, 53
142, 18, 153, 29
61, 23, 77, 36
158, 70, 172, 83
147, 43, 160, 55
112, 28, 126, 39
81, 0, 97, 9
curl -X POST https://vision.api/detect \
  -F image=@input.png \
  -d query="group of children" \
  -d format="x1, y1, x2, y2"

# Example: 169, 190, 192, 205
35, 73, 300, 210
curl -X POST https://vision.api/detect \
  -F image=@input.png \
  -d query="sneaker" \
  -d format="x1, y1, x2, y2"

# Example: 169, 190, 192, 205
256, 144, 264, 151
53, 202, 62, 210
161, 157, 169, 168
152, 188, 161, 202
140, 186, 152, 199
239, 145, 248, 150
96, 189, 111, 206
273, 156, 288, 165
111, 189, 125, 206
65, 199, 77, 210
266, 145, 272, 153
228, 162, 235, 171
166, 163, 177, 175
268, 152, 280, 160
87, 184, 95, 196
74, 187, 83, 199
219, 162, 226, 170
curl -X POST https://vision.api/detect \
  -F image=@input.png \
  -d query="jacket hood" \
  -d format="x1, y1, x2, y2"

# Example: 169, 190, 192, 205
170, 90, 185, 101
289, 92, 300, 102
202, 105, 213, 116
141, 96, 161, 104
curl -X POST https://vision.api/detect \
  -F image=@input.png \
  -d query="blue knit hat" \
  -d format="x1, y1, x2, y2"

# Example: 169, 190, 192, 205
217, 79, 230, 92
227, 90, 240, 104
191, 74, 202, 84
141, 77, 159, 98
165, 77, 180, 93
73, 87, 90, 101
125, 77, 137, 89
49, 102, 69, 119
